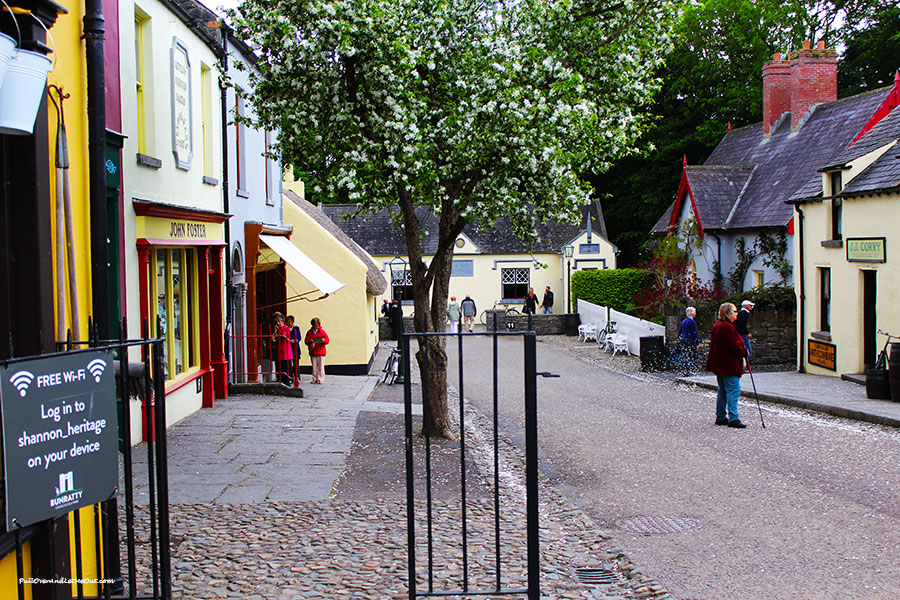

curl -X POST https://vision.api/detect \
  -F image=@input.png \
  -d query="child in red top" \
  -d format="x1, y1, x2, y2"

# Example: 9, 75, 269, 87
304, 317, 329, 384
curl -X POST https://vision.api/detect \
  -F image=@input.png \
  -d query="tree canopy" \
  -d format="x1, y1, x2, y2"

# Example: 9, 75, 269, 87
231, 0, 677, 437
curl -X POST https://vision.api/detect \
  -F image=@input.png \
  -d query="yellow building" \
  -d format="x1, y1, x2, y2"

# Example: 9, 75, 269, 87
320, 203, 617, 321
789, 75, 900, 375
279, 189, 387, 373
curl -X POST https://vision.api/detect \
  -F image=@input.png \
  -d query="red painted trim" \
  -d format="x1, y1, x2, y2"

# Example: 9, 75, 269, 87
786, 215, 795, 235
164, 367, 212, 395
668, 168, 704, 235
137, 245, 151, 359
133, 200, 231, 223
197, 247, 214, 407
850, 70, 899, 146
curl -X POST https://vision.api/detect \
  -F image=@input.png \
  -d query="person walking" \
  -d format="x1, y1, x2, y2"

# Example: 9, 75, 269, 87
447, 296, 461, 334
706, 302, 749, 428
674, 306, 700, 376
542, 286, 554, 314
460, 295, 477, 333
272, 313, 294, 386
305, 317, 330, 384
286, 315, 302, 385
523, 288, 539, 315
735, 300, 754, 359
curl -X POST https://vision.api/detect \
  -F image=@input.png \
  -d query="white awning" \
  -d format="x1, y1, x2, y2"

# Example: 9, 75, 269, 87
259, 234, 345, 296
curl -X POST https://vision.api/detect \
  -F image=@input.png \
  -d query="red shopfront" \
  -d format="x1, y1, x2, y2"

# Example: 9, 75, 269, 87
134, 200, 229, 407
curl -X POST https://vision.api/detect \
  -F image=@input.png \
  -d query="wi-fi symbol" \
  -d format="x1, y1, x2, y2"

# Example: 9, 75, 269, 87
86, 359, 107, 383
10, 370, 35, 397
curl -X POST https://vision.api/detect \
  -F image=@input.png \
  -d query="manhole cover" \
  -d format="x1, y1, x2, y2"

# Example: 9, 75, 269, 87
574, 566, 625, 585
615, 515, 701, 534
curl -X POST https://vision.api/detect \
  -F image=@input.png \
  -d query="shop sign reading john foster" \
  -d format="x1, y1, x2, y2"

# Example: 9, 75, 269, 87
1, 351, 118, 529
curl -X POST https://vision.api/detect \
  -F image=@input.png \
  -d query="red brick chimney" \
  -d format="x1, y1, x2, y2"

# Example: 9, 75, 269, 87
762, 41, 838, 135
789, 40, 838, 130
762, 52, 791, 136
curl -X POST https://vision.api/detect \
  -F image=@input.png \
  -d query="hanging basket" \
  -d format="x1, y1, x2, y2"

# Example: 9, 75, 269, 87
0, 48, 52, 135
0, 32, 14, 89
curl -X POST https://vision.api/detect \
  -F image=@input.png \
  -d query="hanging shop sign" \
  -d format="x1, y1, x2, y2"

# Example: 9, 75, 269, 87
170, 37, 193, 171
1, 351, 119, 529
846, 237, 886, 263
808, 339, 837, 371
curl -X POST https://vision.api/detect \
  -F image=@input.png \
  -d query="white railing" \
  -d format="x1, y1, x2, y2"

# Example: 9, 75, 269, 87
577, 299, 665, 356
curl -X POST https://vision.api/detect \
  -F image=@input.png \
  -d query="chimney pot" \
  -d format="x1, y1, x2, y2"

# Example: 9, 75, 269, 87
802, 40, 811, 50
773, 52, 781, 61
816, 40, 825, 50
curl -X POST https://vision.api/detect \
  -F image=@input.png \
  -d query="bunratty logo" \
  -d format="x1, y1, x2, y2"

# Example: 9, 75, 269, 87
51, 471, 83, 510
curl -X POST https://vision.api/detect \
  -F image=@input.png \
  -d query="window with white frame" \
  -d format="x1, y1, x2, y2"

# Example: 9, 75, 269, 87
501, 267, 529, 300
391, 269, 413, 301
819, 267, 831, 332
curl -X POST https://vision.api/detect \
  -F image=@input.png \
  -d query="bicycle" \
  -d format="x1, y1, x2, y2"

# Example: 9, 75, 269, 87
381, 346, 402, 384
874, 329, 899, 370
479, 300, 521, 326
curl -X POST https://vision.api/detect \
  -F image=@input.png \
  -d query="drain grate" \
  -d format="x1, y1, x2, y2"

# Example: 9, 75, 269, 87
574, 565, 625, 585
615, 515, 701, 534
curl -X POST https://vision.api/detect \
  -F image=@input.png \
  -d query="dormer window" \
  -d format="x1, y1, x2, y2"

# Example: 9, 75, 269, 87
829, 171, 842, 240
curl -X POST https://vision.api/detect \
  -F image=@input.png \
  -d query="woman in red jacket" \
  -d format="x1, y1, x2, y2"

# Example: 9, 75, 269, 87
305, 317, 330, 384
705, 302, 749, 428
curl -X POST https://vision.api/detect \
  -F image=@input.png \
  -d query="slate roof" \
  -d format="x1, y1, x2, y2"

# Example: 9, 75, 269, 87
284, 191, 388, 295
318, 203, 612, 256
650, 166, 754, 234
653, 85, 892, 234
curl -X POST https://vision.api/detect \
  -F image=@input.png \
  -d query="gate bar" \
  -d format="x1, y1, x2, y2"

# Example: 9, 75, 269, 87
422, 339, 434, 592
403, 334, 416, 600
492, 327, 501, 589
456, 333, 468, 593
523, 332, 539, 600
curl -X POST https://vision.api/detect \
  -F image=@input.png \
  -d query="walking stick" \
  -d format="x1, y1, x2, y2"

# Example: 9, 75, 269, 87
746, 359, 766, 429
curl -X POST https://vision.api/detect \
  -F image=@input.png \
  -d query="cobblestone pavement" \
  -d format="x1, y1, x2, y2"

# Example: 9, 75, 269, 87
121, 344, 675, 599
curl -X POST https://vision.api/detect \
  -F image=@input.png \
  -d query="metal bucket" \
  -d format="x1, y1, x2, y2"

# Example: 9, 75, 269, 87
866, 368, 891, 400
0, 32, 15, 90
0, 48, 53, 135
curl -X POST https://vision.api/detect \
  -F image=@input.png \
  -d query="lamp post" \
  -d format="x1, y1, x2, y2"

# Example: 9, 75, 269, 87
387, 256, 408, 383
564, 244, 574, 314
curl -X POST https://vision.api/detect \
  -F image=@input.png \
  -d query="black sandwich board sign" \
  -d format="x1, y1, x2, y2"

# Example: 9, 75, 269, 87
1, 351, 119, 529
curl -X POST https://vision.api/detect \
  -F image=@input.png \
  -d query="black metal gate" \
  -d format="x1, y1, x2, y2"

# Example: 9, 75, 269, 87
1, 317, 172, 600
403, 330, 539, 599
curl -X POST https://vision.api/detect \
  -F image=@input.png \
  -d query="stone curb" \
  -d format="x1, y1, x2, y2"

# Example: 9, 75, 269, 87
678, 377, 900, 428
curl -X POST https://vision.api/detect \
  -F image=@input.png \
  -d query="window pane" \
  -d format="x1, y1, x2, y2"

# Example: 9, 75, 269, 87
155, 249, 169, 379
172, 249, 183, 375
187, 249, 196, 367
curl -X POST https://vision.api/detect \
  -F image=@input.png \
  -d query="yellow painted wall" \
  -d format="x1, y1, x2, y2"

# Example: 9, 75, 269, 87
0, 540, 33, 599
282, 198, 377, 367
796, 191, 900, 375
46, 3, 92, 343
373, 228, 617, 320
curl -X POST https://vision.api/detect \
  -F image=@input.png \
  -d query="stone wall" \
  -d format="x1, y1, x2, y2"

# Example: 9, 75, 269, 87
378, 314, 570, 338
664, 305, 796, 367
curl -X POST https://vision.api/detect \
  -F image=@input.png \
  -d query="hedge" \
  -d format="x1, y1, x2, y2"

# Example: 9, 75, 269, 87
571, 268, 648, 313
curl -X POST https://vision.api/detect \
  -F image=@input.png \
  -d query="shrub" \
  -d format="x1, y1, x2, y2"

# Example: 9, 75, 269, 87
571, 269, 648, 313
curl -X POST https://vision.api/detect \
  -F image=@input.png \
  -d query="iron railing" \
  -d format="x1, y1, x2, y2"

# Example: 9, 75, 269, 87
403, 329, 539, 599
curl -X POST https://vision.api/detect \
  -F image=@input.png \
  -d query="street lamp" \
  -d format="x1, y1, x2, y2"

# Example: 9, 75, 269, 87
387, 256, 408, 383
563, 244, 574, 314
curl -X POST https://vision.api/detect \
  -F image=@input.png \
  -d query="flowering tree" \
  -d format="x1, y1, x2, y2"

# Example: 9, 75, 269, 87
231, 0, 674, 438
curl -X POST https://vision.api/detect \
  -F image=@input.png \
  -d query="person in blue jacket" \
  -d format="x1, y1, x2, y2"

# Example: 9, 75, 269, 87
675, 306, 700, 375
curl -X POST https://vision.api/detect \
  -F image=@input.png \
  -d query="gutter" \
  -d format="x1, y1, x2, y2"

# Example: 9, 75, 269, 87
85, 0, 109, 338
219, 23, 233, 373
796, 206, 805, 373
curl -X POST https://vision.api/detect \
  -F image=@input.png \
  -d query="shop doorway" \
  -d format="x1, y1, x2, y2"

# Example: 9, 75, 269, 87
863, 270, 877, 369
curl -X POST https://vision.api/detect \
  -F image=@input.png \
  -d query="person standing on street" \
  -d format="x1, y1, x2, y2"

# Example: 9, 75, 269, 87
286, 315, 302, 385
447, 296, 461, 334
272, 313, 294, 386
706, 302, 749, 428
542, 286, 554, 314
735, 300, 754, 359
675, 306, 700, 376
460, 295, 477, 333
305, 317, 329, 384
523, 287, 539, 315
